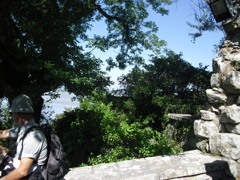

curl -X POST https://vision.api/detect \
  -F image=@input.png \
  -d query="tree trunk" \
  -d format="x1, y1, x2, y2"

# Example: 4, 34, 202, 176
33, 96, 44, 124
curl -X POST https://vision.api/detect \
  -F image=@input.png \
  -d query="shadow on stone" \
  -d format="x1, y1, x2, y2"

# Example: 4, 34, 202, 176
205, 160, 235, 180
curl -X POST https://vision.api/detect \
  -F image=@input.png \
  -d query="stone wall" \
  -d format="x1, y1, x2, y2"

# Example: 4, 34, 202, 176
166, 113, 199, 151
194, 16, 240, 170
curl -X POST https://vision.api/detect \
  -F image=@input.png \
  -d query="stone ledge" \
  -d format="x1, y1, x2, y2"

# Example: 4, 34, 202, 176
64, 150, 240, 180
167, 113, 200, 123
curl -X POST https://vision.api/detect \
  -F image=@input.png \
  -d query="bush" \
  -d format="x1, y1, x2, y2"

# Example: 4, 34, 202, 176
53, 92, 178, 167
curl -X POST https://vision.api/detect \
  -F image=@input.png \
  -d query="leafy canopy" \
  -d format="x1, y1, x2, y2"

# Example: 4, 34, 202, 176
115, 50, 211, 130
0, 0, 173, 122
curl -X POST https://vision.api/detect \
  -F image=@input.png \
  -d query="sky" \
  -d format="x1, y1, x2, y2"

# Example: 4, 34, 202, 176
85, 0, 224, 89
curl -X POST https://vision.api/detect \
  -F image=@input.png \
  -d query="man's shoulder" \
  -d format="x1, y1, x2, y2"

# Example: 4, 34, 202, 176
24, 126, 47, 141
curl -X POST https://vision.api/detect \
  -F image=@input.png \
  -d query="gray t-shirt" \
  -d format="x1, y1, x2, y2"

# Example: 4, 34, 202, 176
8, 119, 48, 172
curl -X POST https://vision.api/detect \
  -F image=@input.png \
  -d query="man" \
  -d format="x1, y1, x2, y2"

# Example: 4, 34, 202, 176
0, 94, 47, 180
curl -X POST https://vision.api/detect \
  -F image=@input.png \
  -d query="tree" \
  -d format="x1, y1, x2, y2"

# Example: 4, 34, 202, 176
116, 50, 211, 130
0, 0, 173, 123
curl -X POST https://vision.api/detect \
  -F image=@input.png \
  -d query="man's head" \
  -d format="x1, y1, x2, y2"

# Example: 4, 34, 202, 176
9, 94, 34, 126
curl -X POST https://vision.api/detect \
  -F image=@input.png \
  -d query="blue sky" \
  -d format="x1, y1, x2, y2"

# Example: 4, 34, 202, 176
85, 0, 224, 89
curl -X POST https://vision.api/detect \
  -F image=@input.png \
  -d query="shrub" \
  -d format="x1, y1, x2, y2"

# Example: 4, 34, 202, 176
53, 92, 178, 167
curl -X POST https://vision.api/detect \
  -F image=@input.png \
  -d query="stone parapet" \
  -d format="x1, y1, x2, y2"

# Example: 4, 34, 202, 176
64, 150, 239, 180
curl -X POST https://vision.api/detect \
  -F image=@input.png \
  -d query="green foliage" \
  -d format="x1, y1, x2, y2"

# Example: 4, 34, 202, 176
0, 99, 12, 130
114, 50, 211, 130
0, 0, 173, 122
52, 50, 211, 168
53, 92, 177, 167
0, 99, 12, 147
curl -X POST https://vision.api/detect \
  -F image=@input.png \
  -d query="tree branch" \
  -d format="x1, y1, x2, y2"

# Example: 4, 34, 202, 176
96, 5, 130, 31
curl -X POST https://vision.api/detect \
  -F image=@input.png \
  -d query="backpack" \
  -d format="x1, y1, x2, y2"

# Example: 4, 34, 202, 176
20, 125, 70, 180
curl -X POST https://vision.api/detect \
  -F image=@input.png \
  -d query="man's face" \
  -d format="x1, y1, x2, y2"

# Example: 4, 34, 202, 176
11, 112, 24, 126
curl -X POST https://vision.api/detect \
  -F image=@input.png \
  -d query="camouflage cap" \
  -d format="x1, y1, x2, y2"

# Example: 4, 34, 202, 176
9, 94, 34, 113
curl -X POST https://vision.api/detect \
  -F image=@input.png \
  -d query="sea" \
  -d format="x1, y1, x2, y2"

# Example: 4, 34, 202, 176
42, 91, 79, 119
1, 91, 79, 119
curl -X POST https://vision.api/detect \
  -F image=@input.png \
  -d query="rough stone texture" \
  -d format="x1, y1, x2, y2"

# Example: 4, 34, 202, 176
225, 53, 240, 61
220, 104, 240, 124
64, 150, 239, 180
222, 71, 240, 94
200, 110, 218, 121
194, 120, 219, 138
226, 94, 238, 105
209, 133, 240, 160
195, 138, 209, 152
225, 123, 240, 135
212, 57, 225, 73
167, 113, 198, 123
205, 103, 221, 114
210, 73, 220, 88
219, 40, 240, 62
237, 96, 240, 105
194, 36, 240, 180
206, 89, 227, 104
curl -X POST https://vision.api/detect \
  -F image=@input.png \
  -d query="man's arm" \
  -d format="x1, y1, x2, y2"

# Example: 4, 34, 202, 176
0, 130, 10, 139
0, 158, 34, 180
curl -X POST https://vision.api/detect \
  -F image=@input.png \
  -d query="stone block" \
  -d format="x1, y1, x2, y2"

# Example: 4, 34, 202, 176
205, 103, 220, 114
220, 104, 240, 124
226, 94, 238, 105
210, 73, 220, 88
227, 157, 240, 179
194, 120, 219, 138
222, 71, 240, 94
209, 133, 240, 160
212, 57, 224, 73
206, 89, 227, 104
200, 110, 217, 121
225, 123, 240, 135
195, 137, 209, 152
225, 53, 240, 61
